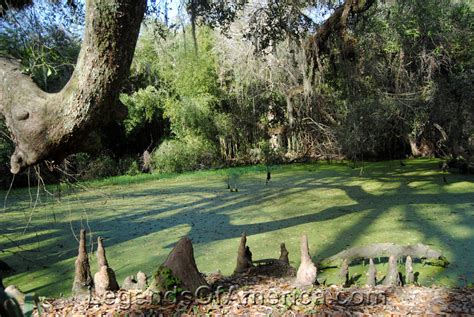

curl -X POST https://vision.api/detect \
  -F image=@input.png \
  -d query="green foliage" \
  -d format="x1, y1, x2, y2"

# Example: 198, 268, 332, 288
124, 160, 142, 176
0, 0, 472, 186
120, 1, 474, 167
256, 140, 282, 166
0, 1, 82, 91
154, 26, 222, 141
153, 266, 182, 292
121, 23, 226, 172
152, 135, 218, 173
120, 86, 166, 136
65, 153, 142, 181
163, 94, 218, 139
328, 0, 474, 158
423, 256, 450, 268
78, 155, 119, 180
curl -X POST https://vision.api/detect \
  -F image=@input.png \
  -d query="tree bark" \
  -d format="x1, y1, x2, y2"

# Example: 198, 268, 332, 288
407, 135, 420, 157
0, 0, 146, 174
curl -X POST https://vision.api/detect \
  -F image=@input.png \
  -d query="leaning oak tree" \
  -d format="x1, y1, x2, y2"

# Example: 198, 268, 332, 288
0, 0, 146, 174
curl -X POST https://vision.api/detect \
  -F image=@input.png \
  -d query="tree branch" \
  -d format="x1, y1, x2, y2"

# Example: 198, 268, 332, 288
1, 0, 146, 174
306, 0, 376, 56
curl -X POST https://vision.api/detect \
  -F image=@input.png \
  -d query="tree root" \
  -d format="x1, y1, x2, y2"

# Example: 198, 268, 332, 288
319, 243, 448, 268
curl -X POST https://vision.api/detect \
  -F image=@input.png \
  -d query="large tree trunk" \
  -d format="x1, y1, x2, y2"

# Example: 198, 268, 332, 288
408, 135, 422, 157
0, 0, 146, 174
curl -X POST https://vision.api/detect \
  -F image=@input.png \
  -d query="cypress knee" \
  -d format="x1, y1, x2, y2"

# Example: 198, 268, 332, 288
72, 229, 94, 298
339, 258, 349, 286
279, 243, 290, 265
384, 255, 400, 286
295, 235, 317, 287
366, 258, 377, 287
136, 271, 148, 290
150, 237, 208, 293
405, 256, 414, 285
96, 237, 109, 267
93, 237, 119, 296
234, 233, 253, 274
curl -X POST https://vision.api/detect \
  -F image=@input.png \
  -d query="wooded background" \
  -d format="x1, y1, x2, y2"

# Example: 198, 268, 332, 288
0, 0, 473, 188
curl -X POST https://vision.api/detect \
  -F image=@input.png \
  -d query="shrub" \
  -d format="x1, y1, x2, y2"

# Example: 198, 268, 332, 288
80, 155, 119, 180
65, 153, 122, 181
152, 135, 219, 173
120, 86, 166, 136
117, 157, 141, 176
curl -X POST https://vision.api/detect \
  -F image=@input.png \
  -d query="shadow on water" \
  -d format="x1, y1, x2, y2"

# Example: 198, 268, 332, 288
0, 160, 473, 295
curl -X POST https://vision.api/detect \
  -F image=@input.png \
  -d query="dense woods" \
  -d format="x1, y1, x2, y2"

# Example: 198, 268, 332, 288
0, 0, 473, 187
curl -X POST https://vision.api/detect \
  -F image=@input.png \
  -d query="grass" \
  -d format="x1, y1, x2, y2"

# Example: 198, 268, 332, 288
1, 159, 473, 297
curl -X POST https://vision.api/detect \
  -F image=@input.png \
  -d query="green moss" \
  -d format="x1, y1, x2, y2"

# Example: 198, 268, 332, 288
423, 256, 450, 268
152, 266, 182, 292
